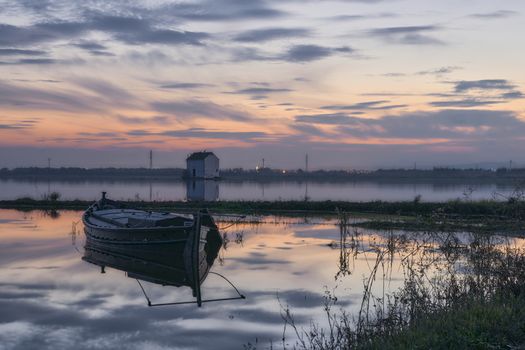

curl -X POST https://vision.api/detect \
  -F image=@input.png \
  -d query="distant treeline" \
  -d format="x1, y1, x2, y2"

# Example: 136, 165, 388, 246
1, 166, 525, 183
0, 167, 184, 181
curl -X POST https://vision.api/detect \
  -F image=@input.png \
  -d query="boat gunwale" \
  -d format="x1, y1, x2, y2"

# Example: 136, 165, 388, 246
82, 211, 196, 231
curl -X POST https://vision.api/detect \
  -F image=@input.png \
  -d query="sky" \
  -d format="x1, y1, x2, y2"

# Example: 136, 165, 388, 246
0, 0, 524, 169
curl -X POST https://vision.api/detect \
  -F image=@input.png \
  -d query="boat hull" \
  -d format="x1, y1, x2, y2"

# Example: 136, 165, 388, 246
83, 220, 192, 244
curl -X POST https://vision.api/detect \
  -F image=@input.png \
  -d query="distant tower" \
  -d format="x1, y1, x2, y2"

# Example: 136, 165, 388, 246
262, 158, 265, 169
149, 150, 153, 169
305, 154, 309, 172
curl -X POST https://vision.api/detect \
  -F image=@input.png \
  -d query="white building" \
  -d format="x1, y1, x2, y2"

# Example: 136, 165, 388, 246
186, 151, 220, 179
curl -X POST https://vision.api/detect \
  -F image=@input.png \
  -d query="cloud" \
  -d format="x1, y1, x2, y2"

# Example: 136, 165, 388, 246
0, 48, 47, 56
153, 0, 287, 22
295, 112, 357, 125
289, 123, 326, 136
453, 79, 516, 92
0, 58, 60, 65
0, 80, 116, 113
0, 22, 81, 47
72, 40, 114, 56
229, 47, 272, 62
159, 82, 214, 89
322, 100, 407, 110
329, 14, 367, 21
114, 28, 209, 46
73, 41, 107, 51
233, 27, 311, 42
381, 72, 406, 77
0, 14, 210, 49
73, 78, 135, 104
160, 128, 267, 140
127, 128, 267, 141
116, 115, 170, 125
229, 44, 353, 63
0, 119, 38, 129
417, 66, 462, 76
501, 91, 524, 99
281, 44, 354, 62
429, 99, 502, 108
77, 132, 120, 138
367, 25, 444, 45
227, 87, 292, 94
151, 99, 253, 121
426, 79, 524, 107
86, 14, 210, 46
469, 10, 518, 19
11, 79, 61, 83
295, 109, 525, 140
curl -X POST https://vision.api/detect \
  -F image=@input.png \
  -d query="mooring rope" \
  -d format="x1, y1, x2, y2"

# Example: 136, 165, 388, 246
215, 214, 247, 230
134, 272, 245, 307
136, 279, 152, 306
208, 271, 245, 299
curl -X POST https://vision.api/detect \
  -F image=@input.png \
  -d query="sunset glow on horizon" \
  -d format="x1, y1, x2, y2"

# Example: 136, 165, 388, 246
0, 0, 524, 169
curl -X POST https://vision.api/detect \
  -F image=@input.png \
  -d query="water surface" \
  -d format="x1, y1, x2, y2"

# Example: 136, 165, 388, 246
0, 179, 518, 202
0, 209, 521, 349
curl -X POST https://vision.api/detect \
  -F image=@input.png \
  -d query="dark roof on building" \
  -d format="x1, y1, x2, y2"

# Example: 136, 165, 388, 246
186, 151, 217, 161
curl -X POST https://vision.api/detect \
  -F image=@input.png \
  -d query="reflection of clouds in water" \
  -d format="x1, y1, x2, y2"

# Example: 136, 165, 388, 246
0, 218, 28, 224
226, 251, 290, 266
293, 227, 339, 240
0, 290, 46, 299
248, 289, 354, 309
0, 297, 281, 350
5, 208, 475, 349
10, 266, 60, 270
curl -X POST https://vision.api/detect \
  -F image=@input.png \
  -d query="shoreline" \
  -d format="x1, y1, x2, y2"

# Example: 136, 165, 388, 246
2, 198, 524, 233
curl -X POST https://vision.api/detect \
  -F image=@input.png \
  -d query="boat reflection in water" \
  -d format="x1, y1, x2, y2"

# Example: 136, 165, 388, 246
82, 203, 242, 306
186, 180, 219, 201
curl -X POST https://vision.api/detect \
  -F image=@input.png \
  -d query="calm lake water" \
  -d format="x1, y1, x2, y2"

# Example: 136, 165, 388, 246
0, 179, 519, 202
0, 209, 521, 349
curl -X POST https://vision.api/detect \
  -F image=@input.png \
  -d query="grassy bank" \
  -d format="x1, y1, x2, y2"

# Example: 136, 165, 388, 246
2, 198, 524, 233
2, 197, 525, 216
360, 294, 525, 349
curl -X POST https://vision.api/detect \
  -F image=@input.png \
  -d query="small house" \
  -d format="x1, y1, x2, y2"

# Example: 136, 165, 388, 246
186, 151, 219, 179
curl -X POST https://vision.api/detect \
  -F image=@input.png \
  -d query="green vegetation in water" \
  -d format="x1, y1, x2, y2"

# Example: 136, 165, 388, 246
360, 295, 525, 349
258, 211, 525, 350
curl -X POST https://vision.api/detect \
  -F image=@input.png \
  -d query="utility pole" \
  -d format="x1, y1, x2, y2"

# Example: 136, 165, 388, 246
305, 154, 309, 172
262, 158, 265, 169
149, 150, 153, 169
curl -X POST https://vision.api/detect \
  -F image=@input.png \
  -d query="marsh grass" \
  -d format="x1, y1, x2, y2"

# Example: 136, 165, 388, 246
271, 211, 525, 350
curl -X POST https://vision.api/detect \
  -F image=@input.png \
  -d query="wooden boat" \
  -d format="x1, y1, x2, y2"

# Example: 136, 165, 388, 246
82, 192, 217, 245
82, 226, 222, 305
82, 192, 223, 306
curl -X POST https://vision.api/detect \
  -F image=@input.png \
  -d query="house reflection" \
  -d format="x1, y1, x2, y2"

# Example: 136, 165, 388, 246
186, 180, 219, 201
